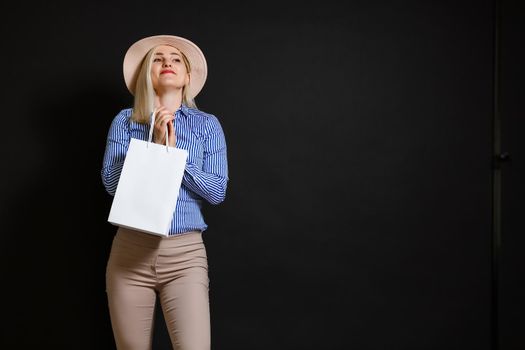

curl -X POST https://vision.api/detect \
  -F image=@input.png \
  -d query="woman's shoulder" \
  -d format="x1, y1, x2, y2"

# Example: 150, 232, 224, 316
182, 106, 222, 128
182, 106, 224, 136
114, 107, 133, 119
183, 105, 216, 120
109, 107, 133, 125
106, 108, 133, 135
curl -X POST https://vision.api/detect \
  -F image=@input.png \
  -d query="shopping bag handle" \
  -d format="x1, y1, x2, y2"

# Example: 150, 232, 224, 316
147, 107, 170, 152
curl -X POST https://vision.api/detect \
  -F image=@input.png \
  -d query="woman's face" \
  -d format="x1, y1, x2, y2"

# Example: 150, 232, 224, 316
150, 45, 190, 93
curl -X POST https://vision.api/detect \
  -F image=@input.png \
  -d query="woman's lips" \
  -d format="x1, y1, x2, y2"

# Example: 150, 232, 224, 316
160, 70, 175, 75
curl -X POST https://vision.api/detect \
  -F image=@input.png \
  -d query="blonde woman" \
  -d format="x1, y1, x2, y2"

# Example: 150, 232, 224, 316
101, 35, 228, 349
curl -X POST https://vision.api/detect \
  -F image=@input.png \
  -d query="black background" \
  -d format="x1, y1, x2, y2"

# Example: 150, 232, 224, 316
0, 0, 523, 349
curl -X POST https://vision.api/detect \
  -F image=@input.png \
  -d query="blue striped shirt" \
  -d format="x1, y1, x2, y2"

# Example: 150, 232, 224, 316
101, 104, 228, 235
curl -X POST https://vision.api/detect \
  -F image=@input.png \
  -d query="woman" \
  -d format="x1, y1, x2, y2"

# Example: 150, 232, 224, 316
101, 35, 228, 350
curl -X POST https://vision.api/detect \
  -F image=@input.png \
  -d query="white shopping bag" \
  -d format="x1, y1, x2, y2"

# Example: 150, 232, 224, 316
108, 110, 188, 236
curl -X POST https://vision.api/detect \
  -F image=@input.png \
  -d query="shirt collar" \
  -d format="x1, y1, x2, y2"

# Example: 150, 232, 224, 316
176, 103, 190, 119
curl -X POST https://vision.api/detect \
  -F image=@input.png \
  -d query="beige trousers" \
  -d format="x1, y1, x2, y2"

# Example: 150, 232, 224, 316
105, 227, 210, 350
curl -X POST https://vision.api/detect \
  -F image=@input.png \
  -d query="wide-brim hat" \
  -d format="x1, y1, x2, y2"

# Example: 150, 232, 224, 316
123, 34, 208, 98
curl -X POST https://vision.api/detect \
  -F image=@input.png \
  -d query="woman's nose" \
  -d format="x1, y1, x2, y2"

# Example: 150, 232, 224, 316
163, 61, 172, 67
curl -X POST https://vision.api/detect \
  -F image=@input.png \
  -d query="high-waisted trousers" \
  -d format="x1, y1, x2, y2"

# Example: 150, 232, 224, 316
105, 227, 210, 350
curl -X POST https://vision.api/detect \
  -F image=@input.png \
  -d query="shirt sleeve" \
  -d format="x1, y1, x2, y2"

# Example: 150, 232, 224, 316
101, 109, 131, 196
182, 115, 229, 205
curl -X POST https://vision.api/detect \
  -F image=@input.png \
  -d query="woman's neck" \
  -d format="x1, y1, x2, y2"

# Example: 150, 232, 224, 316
155, 90, 183, 113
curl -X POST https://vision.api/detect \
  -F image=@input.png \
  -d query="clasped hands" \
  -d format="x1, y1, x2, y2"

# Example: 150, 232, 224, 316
152, 106, 176, 147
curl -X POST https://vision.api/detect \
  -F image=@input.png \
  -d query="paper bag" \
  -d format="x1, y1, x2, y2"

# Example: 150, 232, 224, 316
108, 111, 188, 236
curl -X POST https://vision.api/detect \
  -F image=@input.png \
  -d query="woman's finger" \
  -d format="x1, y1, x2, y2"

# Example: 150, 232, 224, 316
157, 115, 172, 131
156, 110, 172, 124
152, 107, 174, 144
153, 106, 167, 120
167, 119, 176, 146
156, 115, 173, 136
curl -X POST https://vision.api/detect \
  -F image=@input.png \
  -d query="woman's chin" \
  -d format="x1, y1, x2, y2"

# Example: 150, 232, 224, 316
154, 84, 184, 93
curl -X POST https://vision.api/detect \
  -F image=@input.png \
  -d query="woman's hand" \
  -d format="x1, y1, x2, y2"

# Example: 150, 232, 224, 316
153, 106, 176, 147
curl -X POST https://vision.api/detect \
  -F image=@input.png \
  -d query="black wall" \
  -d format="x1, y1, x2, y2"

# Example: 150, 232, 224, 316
499, 0, 525, 349
0, 0, 522, 349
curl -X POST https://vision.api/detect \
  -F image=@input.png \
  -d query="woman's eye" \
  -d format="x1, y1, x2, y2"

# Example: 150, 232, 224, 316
153, 58, 161, 62
173, 58, 181, 62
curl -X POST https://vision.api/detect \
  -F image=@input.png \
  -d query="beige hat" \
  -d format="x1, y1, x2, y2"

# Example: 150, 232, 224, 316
123, 34, 208, 97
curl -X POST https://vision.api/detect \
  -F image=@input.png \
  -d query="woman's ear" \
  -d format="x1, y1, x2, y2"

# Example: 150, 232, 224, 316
185, 73, 191, 87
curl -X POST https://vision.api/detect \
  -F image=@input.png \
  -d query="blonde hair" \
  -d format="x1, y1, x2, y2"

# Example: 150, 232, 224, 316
131, 45, 197, 123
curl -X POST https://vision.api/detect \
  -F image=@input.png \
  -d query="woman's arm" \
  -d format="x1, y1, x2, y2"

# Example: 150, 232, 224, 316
182, 115, 229, 205
101, 109, 131, 196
